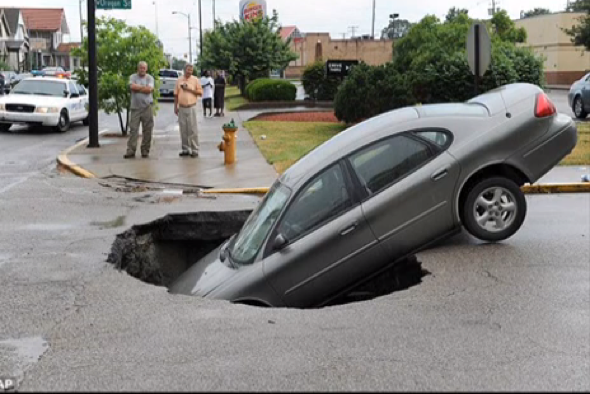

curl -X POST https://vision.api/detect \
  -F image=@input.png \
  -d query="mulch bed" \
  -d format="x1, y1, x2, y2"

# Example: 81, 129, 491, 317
252, 111, 341, 123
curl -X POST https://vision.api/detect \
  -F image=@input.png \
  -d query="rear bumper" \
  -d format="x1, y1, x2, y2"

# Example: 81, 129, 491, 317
519, 115, 578, 183
0, 111, 60, 126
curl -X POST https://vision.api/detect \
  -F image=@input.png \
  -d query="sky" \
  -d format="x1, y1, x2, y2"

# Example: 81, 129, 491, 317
0, 0, 570, 60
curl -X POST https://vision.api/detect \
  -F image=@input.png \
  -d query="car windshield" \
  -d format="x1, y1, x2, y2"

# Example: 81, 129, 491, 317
227, 182, 291, 266
11, 80, 65, 97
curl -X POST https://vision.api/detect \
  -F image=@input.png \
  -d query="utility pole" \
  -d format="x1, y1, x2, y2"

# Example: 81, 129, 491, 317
348, 25, 359, 38
489, 0, 498, 15
371, 0, 376, 39
213, 0, 216, 30
173, 11, 192, 64
153, 1, 159, 37
198, 0, 203, 61
87, 0, 99, 148
79, 0, 84, 43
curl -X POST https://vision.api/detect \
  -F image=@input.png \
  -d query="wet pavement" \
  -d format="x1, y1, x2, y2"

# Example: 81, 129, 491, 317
547, 89, 576, 119
0, 103, 589, 391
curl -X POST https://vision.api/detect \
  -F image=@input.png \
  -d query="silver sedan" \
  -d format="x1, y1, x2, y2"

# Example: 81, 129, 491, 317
169, 83, 577, 308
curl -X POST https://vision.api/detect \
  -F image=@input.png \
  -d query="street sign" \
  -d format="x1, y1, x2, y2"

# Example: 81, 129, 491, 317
96, 0, 132, 9
326, 60, 359, 78
466, 22, 491, 95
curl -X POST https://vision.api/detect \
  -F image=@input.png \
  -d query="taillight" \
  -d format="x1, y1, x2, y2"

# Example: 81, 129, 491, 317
535, 93, 557, 118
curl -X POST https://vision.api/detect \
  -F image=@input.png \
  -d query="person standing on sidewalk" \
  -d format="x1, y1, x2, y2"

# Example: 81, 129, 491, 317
214, 71, 226, 117
200, 70, 214, 118
125, 61, 155, 159
174, 64, 203, 158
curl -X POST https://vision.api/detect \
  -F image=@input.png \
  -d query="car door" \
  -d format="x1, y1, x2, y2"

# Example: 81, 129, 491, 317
77, 84, 89, 118
262, 162, 386, 308
347, 130, 460, 259
67, 81, 82, 121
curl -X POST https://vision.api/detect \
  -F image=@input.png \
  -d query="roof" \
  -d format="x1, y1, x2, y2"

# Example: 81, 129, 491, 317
21, 8, 66, 32
2, 9, 20, 36
279, 25, 298, 40
56, 42, 80, 53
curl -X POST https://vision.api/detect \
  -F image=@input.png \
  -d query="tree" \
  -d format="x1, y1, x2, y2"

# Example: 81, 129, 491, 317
521, 8, 551, 18
567, 0, 590, 12
381, 17, 412, 39
199, 10, 297, 95
171, 57, 188, 71
564, 0, 590, 50
445, 7, 469, 23
491, 10, 527, 43
72, 17, 167, 135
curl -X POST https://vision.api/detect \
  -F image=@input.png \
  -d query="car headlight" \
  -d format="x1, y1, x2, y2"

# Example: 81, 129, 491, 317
35, 107, 60, 114
0, 104, 5, 111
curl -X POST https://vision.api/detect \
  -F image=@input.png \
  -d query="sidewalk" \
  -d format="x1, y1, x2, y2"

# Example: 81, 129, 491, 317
64, 109, 279, 189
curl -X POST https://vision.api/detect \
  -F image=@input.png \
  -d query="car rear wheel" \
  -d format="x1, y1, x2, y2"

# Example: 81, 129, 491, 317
462, 177, 527, 242
55, 110, 70, 133
574, 96, 587, 119
0, 123, 11, 132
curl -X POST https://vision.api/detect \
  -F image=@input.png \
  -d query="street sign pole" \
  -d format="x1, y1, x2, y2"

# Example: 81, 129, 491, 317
474, 24, 480, 96
87, 0, 99, 148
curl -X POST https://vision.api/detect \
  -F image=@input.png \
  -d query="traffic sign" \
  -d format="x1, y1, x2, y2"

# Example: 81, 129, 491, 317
326, 60, 359, 78
96, 0, 132, 9
466, 22, 491, 95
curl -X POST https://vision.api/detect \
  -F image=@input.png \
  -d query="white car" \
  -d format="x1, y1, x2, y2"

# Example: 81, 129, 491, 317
0, 77, 89, 133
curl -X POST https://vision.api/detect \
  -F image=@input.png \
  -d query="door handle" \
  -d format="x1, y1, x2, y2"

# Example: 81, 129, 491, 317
340, 222, 358, 236
431, 167, 449, 181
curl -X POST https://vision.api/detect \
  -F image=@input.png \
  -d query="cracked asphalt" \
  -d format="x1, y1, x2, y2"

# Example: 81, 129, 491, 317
0, 110, 589, 391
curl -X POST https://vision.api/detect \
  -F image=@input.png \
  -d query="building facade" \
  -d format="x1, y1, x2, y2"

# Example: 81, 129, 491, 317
280, 26, 394, 78
515, 12, 590, 86
1, 8, 30, 72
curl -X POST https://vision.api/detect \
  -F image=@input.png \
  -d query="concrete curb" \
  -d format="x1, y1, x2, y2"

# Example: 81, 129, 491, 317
202, 183, 590, 195
56, 130, 109, 179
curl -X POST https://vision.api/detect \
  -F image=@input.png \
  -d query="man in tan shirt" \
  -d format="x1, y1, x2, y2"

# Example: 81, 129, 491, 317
174, 64, 203, 157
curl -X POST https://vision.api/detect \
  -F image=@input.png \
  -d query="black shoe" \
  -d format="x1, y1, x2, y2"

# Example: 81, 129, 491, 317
142, 153, 149, 158
124, 153, 135, 159
191, 152, 199, 158
179, 151, 190, 157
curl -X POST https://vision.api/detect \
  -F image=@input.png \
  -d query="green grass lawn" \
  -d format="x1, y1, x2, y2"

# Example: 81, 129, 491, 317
245, 119, 589, 175
245, 121, 346, 173
561, 122, 590, 165
225, 86, 248, 111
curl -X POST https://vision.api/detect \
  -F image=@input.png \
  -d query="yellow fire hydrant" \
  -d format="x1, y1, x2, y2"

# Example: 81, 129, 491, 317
218, 122, 238, 165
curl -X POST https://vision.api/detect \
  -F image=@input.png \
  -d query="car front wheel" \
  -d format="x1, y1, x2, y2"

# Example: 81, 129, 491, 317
462, 177, 527, 242
55, 110, 70, 133
574, 96, 588, 119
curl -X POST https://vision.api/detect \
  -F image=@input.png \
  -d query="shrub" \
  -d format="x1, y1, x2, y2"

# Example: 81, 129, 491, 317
245, 78, 266, 99
302, 61, 342, 101
249, 79, 296, 102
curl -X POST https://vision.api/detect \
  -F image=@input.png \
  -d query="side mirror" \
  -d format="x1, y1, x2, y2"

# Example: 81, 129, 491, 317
273, 234, 288, 251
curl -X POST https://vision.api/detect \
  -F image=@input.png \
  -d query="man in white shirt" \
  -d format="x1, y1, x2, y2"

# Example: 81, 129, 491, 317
200, 71, 214, 117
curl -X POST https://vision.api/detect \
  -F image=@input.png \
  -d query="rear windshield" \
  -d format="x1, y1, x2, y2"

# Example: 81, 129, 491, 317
159, 70, 179, 78
419, 103, 489, 118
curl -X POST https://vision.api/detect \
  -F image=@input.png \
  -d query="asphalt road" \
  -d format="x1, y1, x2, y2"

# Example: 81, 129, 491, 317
0, 107, 589, 391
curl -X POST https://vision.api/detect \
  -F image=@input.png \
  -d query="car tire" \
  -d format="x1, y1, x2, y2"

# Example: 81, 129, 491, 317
0, 123, 11, 132
83, 116, 89, 126
573, 96, 587, 119
55, 110, 70, 133
462, 177, 527, 242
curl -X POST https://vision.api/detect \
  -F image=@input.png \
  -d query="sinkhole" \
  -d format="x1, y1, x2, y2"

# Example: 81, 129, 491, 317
107, 210, 429, 308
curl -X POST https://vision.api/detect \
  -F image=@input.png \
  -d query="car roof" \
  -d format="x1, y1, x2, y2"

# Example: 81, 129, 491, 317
278, 82, 543, 190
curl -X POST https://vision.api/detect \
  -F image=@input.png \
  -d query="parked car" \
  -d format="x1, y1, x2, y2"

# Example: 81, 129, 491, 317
0, 71, 17, 94
159, 69, 182, 98
169, 83, 576, 308
0, 76, 89, 133
568, 73, 590, 119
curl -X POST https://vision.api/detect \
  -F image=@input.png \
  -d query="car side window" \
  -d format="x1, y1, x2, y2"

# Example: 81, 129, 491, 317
413, 130, 449, 148
276, 164, 352, 242
348, 135, 433, 195
77, 85, 87, 96
68, 82, 79, 96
